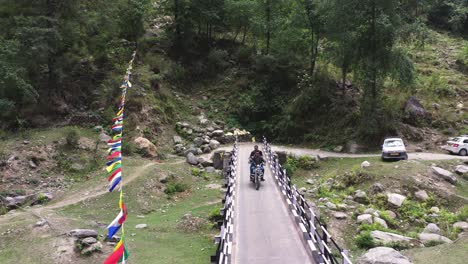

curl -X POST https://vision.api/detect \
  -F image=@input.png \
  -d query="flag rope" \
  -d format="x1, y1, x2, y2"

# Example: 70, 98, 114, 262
104, 51, 136, 264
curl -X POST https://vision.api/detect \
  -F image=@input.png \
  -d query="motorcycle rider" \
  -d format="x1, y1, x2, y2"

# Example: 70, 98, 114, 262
249, 145, 265, 181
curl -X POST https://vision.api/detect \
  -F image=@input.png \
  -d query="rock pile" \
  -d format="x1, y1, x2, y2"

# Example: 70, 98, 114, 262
69, 229, 102, 255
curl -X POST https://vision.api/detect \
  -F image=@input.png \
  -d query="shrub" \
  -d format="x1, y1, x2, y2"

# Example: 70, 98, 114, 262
65, 128, 79, 147
121, 140, 137, 155
355, 231, 375, 249
164, 182, 188, 195
456, 205, 468, 221
297, 156, 319, 170
424, 240, 445, 247
284, 157, 298, 176
379, 211, 398, 228
208, 208, 223, 222
398, 200, 427, 221
191, 168, 202, 177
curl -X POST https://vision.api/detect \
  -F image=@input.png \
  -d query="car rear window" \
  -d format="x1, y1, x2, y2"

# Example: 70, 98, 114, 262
384, 140, 403, 147
452, 137, 460, 142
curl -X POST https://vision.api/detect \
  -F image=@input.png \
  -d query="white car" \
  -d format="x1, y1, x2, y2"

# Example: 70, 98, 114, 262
442, 136, 468, 156
381, 138, 408, 161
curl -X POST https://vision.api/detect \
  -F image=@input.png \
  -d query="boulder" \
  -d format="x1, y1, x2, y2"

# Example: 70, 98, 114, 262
193, 137, 204, 147
70, 229, 98, 238
184, 147, 198, 156
81, 237, 98, 246
418, 233, 452, 244
174, 144, 185, 154
333, 212, 347, 219
134, 137, 158, 158
385, 210, 397, 219
430, 207, 440, 214
213, 151, 225, 170
306, 179, 315, 185
186, 153, 198, 165
205, 167, 216, 173
361, 161, 371, 168
364, 208, 376, 215
387, 193, 406, 208
135, 224, 148, 229
211, 130, 224, 137
201, 159, 213, 167
159, 175, 168, 183
173, 136, 182, 144
415, 147, 423, 152
423, 223, 440, 234
374, 217, 388, 229
81, 241, 102, 255
276, 151, 288, 165
209, 140, 221, 150
359, 247, 413, 264
201, 145, 211, 153
414, 190, 429, 201
453, 221, 468, 231
29, 160, 38, 169
431, 166, 457, 184
99, 133, 111, 143
333, 146, 343, 152
70, 163, 85, 172
455, 165, 468, 178
357, 214, 373, 224
372, 183, 384, 193
354, 190, 369, 204
346, 141, 364, 154
404, 96, 426, 124
325, 202, 337, 210
370, 231, 413, 244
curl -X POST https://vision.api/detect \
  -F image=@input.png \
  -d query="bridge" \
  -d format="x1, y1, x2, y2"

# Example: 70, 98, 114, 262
212, 138, 352, 264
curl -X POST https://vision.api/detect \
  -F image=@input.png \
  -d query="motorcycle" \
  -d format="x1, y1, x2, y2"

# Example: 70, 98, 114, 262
250, 162, 264, 190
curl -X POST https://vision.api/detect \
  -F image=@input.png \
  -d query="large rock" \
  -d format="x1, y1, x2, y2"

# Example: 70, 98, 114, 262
374, 217, 388, 229
3, 196, 27, 209
70, 229, 98, 238
333, 146, 343, 152
186, 153, 198, 165
455, 165, 468, 178
404, 96, 426, 124
81, 241, 102, 255
453, 221, 468, 231
99, 133, 111, 143
213, 151, 225, 170
209, 140, 220, 150
354, 190, 369, 204
193, 137, 204, 147
359, 247, 413, 264
422, 223, 440, 234
184, 147, 198, 156
361, 161, 371, 168
174, 144, 185, 154
333, 212, 347, 219
370, 231, 413, 244
211, 130, 224, 137
372, 183, 384, 193
276, 151, 287, 165
173, 136, 182, 144
387, 193, 406, 208
414, 190, 429, 201
81, 237, 98, 246
418, 233, 452, 244
346, 141, 364, 154
431, 166, 457, 184
134, 137, 158, 158
357, 214, 373, 224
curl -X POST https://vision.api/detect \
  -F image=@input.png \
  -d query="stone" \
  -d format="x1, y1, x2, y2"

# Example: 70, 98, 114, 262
306, 179, 315, 185
371, 231, 413, 244
387, 193, 406, 208
333, 146, 343, 152
404, 96, 426, 123
374, 217, 388, 229
431, 166, 457, 184
359, 247, 413, 264
423, 223, 440, 234
276, 151, 287, 165
372, 183, 384, 193
430, 207, 440, 214
159, 175, 168, 183
333, 212, 347, 219
361, 161, 371, 168
201, 159, 213, 167
184, 147, 198, 156
415, 147, 423, 152
94, 125, 103, 132
174, 144, 185, 154
414, 190, 429, 201
298, 187, 307, 194
99, 133, 111, 143
70, 229, 98, 238
418, 233, 452, 244
29, 160, 38, 169
70, 163, 85, 172
209, 140, 220, 150
193, 137, 204, 147
364, 208, 376, 214
455, 165, 468, 178
186, 153, 198, 165
134, 137, 158, 158
173, 136, 182, 144
4, 196, 27, 209
453, 221, 468, 231
354, 190, 368, 204
35, 219, 48, 227
211, 130, 224, 137
357, 214, 373, 224
432, 103, 440, 110
385, 210, 397, 219
205, 167, 216, 173
213, 151, 225, 170
325, 202, 337, 210
201, 145, 212, 153
81, 241, 102, 255
135, 224, 148, 229
347, 141, 363, 154
81, 237, 98, 246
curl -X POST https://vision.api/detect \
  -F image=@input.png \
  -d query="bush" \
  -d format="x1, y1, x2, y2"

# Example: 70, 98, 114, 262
191, 168, 202, 177
297, 156, 319, 170
456, 205, 468, 221
355, 231, 375, 249
284, 157, 298, 176
121, 140, 137, 155
208, 208, 223, 222
398, 200, 427, 221
164, 182, 188, 195
65, 128, 79, 147
207, 49, 229, 76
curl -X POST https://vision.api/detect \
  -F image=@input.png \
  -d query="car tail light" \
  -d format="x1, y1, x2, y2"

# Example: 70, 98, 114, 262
453, 144, 459, 147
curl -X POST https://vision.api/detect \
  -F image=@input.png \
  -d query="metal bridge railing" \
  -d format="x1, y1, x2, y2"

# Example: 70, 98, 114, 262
263, 137, 352, 264
211, 138, 239, 264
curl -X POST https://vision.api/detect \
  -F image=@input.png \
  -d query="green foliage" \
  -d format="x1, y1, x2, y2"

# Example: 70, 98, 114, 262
164, 182, 188, 195
424, 240, 445, 247
191, 168, 202, 177
456, 205, 468, 221
398, 200, 427, 221
379, 210, 398, 228
65, 128, 79, 147
297, 156, 319, 170
284, 157, 298, 176
208, 208, 223, 222
354, 231, 375, 249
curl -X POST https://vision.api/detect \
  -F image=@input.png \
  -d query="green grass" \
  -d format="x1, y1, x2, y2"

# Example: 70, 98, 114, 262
404, 235, 468, 264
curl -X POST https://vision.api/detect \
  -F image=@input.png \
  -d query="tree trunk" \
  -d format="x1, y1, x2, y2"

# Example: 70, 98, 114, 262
242, 25, 248, 44
266, 0, 271, 55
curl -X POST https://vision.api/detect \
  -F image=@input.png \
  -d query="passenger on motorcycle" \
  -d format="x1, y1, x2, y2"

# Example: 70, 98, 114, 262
249, 145, 265, 181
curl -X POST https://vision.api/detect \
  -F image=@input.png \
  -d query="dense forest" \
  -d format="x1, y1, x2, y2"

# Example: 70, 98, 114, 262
1, 0, 467, 144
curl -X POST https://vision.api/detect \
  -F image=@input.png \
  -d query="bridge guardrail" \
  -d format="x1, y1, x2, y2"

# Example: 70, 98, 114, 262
211, 138, 239, 264
263, 137, 352, 264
